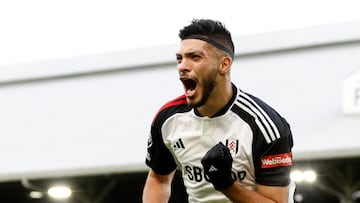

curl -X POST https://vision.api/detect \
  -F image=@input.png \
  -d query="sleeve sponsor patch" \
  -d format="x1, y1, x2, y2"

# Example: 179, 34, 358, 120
260, 152, 292, 168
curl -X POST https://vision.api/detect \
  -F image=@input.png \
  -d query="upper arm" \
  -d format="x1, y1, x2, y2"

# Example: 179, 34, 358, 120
146, 123, 177, 175
147, 169, 176, 184
252, 110, 294, 187
256, 184, 290, 203
143, 169, 176, 203
248, 95, 294, 202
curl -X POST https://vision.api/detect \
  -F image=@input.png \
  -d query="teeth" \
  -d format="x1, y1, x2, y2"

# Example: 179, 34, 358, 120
186, 89, 195, 96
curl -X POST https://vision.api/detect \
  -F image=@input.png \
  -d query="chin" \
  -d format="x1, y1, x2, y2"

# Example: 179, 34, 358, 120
188, 97, 207, 108
185, 97, 195, 106
185, 96, 198, 107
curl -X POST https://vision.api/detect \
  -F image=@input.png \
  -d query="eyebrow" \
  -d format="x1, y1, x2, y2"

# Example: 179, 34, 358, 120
176, 50, 203, 58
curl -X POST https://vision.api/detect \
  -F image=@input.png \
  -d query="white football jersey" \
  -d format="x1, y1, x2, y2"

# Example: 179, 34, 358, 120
146, 84, 295, 203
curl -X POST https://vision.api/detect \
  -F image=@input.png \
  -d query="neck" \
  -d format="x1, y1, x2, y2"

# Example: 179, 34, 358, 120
196, 82, 233, 117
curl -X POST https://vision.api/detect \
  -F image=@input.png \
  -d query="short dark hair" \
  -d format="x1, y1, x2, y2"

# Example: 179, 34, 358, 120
179, 19, 234, 57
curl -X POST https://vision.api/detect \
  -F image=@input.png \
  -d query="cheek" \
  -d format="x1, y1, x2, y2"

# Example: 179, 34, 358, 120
199, 62, 219, 74
200, 69, 218, 88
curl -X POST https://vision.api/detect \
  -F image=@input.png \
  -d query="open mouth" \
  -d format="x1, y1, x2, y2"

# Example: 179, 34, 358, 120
181, 78, 197, 96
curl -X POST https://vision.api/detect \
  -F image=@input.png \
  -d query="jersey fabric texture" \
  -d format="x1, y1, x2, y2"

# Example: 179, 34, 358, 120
146, 84, 295, 203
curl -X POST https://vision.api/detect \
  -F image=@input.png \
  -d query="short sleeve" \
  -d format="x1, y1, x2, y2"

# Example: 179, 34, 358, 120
145, 119, 177, 175
253, 119, 294, 186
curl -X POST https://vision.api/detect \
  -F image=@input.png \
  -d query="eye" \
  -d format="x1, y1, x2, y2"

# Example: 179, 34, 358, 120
176, 55, 182, 64
191, 55, 201, 61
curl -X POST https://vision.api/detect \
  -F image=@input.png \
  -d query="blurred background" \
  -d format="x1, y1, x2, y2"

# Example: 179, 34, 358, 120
1, 0, 360, 202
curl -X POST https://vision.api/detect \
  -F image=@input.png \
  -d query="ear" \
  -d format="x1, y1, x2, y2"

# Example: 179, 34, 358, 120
219, 56, 232, 75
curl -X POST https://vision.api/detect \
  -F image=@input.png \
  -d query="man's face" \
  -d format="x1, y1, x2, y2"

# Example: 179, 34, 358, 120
176, 39, 220, 107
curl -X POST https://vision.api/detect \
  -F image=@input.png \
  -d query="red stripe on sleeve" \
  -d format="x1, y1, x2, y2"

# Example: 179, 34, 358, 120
152, 95, 187, 124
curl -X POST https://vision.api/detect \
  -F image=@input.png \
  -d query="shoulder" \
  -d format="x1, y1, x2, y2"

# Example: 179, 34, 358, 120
152, 95, 191, 126
232, 89, 292, 143
236, 89, 280, 119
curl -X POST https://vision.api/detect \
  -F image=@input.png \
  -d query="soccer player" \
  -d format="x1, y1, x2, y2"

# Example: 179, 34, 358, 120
143, 19, 295, 203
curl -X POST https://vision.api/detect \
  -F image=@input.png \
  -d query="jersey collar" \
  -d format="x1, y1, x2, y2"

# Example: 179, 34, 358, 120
194, 83, 237, 118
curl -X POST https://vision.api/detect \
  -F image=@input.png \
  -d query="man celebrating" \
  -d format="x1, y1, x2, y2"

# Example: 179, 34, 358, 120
143, 19, 295, 203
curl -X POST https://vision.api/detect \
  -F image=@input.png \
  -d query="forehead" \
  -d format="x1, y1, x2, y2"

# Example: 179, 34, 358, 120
177, 39, 210, 55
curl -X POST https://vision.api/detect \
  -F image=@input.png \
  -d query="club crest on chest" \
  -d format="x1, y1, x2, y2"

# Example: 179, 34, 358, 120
225, 139, 239, 156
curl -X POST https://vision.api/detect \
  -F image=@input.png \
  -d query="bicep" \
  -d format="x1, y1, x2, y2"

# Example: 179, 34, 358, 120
147, 169, 176, 184
256, 184, 290, 203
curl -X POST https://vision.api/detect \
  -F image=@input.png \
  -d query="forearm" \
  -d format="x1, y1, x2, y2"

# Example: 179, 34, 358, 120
142, 179, 171, 203
221, 182, 276, 203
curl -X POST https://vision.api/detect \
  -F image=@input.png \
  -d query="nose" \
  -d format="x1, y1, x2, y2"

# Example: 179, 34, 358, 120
177, 58, 191, 75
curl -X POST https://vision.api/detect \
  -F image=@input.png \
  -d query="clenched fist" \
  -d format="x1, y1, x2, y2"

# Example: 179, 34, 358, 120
201, 142, 235, 190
